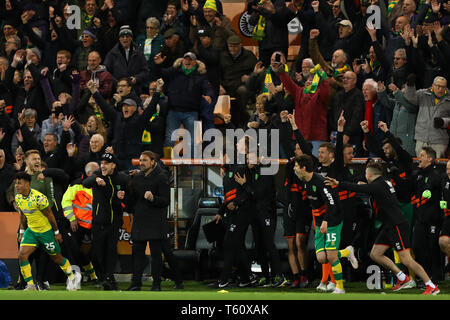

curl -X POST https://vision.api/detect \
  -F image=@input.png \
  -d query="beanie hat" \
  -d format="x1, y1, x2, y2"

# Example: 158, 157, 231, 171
203, 0, 217, 12
30, 47, 41, 60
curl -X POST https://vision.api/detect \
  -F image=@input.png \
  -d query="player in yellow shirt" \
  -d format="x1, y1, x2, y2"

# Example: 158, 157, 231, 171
15, 172, 81, 291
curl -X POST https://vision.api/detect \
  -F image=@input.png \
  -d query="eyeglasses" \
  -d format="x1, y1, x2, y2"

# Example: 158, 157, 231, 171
393, 57, 403, 60
433, 84, 447, 89
146, 26, 158, 29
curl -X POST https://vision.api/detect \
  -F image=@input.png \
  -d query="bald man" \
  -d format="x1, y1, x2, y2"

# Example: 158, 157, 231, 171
329, 71, 365, 156
80, 51, 114, 99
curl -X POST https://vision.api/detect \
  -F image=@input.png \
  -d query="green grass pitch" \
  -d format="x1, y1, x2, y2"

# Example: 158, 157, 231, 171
1, 280, 450, 300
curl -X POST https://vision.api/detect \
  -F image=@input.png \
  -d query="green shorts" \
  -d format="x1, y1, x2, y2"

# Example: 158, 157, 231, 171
20, 228, 61, 256
314, 222, 343, 254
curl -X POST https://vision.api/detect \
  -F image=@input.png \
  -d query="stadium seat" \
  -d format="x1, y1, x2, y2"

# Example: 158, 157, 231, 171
177, 198, 223, 280
213, 95, 231, 125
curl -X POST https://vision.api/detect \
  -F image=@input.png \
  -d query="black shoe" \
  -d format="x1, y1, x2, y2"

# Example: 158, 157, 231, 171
174, 282, 184, 290
126, 283, 142, 291
208, 280, 231, 289
150, 286, 161, 291
36, 281, 48, 291
103, 280, 118, 291
249, 273, 259, 285
14, 281, 26, 290
238, 280, 252, 288
90, 279, 102, 288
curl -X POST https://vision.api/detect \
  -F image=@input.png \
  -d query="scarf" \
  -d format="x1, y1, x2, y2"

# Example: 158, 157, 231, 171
181, 65, 197, 76
141, 112, 159, 144
252, 1, 266, 41
431, 88, 448, 105
369, 60, 380, 72
263, 64, 289, 94
304, 64, 327, 94
333, 64, 350, 78
143, 36, 156, 61
387, 0, 398, 15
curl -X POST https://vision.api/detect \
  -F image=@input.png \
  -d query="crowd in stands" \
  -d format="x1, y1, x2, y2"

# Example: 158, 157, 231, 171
1, 0, 450, 292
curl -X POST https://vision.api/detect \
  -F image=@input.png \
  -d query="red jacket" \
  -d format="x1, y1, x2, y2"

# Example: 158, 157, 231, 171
80, 65, 114, 99
279, 72, 329, 141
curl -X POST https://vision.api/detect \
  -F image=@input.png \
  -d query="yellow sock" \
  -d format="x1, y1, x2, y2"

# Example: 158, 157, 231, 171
19, 260, 34, 285
331, 260, 344, 290
338, 248, 349, 259
83, 262, 98, 280
60, 257, 74, 280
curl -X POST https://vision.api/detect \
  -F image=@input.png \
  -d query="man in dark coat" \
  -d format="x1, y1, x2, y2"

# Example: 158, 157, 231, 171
82, 152, 130, 290
87, 78, 163, 170
104, 25, 149, 94
154, 51, 214, 157
126, 150, 182, 291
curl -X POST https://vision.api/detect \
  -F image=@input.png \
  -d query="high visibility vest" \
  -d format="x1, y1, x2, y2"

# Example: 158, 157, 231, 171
61, 184, 93, 229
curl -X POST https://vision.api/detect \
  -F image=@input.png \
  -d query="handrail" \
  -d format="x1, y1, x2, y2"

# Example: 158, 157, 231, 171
131, 157, 450, 166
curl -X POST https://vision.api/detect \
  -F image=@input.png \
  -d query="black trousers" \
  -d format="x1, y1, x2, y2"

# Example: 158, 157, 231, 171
250, 210, 281, 278
131, 237, 183, 286
92, 224, 119, 279
412, 220, 444, 282
220, 209, 252, 283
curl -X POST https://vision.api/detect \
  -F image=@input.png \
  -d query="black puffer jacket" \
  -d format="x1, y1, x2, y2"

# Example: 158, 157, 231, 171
82, 168, 130, 226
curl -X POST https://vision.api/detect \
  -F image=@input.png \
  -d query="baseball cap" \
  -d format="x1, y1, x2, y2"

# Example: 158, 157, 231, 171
337, 20, 353, 29
183, 52, 197, 60
101, 153, 117, 164
119, 25, 133, 37
163, 28, 178, 39
122, 98, 137, 107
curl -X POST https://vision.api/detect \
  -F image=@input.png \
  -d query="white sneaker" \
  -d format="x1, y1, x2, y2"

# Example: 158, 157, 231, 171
327, 281, 336, 291
331, 288, 345, 294
43, 281, 50, 290
346, 245, 359, 269
316, 282, 328, 292
24, 284, 36, 291
66, 271, 82, 291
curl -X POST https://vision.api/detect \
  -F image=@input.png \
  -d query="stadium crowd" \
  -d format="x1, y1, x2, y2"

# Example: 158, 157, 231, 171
1, 0, 450, 294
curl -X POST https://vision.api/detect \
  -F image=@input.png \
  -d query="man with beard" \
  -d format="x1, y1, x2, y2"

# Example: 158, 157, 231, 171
126, 151, 183, 291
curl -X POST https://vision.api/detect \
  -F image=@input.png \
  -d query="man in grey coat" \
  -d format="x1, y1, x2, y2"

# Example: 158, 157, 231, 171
404, 76, 450, 158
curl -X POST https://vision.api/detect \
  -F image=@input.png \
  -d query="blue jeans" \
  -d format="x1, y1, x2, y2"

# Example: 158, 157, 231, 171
165, 110, 198, 157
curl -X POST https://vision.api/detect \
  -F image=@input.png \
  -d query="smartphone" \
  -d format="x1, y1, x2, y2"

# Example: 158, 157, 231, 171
275, 53, 281, 64
54, 106, 63, 116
